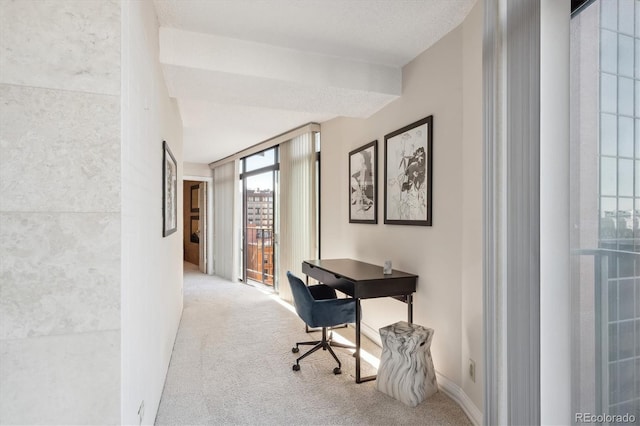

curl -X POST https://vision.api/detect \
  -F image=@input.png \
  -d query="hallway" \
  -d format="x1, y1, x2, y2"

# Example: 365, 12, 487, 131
155, 264, 471, 425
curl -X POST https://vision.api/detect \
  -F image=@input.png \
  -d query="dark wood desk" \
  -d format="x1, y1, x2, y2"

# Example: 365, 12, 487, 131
302, 258, 418, 383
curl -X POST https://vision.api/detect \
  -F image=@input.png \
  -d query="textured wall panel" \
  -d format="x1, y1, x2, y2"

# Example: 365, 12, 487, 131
0, 330, 120, 424
0, 84, 120, 213
0, 212, 120, 339
0, 0, 120, 95
0, 0, 123, 423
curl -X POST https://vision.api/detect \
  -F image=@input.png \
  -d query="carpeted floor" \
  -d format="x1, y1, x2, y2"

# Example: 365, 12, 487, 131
155, 263, 472, 425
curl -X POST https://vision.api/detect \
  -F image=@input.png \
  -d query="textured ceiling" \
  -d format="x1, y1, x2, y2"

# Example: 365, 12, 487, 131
153, 0, 477, 164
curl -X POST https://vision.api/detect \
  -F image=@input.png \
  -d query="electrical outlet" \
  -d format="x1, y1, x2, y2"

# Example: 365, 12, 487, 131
138, 400, 145, 425
469, 359, 476, 383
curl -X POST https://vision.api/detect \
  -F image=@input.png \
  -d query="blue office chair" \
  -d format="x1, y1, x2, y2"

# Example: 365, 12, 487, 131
287, 271, 356, 375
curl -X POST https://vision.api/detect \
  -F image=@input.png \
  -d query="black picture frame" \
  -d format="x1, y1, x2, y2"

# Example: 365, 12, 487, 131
162, 141, 178, 237
190, 184, 199, 213
349, 140, 378, 224
384, 115, 433, 226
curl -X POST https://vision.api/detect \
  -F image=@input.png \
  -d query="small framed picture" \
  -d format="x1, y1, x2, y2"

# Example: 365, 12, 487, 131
384, 116, 433, 226
349, 140, 377, 224
162, 141, 178, 237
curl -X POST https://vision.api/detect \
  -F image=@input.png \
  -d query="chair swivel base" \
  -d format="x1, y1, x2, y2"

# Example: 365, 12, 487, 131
291, 329, 354, 375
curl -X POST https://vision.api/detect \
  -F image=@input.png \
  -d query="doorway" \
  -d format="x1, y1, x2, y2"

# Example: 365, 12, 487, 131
183, 179, 208, 274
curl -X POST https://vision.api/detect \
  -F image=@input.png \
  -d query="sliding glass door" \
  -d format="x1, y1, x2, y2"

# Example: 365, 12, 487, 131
240, 148, 279, 289
570, 0, 640, 420
236, 132, 321, 296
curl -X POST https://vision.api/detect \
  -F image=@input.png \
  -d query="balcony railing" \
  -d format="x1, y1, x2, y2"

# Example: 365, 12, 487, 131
572, 246, 640, 420
245, 226, 274, 286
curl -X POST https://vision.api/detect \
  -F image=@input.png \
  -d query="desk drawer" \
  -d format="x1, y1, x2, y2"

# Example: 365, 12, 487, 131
302, 262, 355, 297
302, 262, 344, 284
355, 277, 416, 299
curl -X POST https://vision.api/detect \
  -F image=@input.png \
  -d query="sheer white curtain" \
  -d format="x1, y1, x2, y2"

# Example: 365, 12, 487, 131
484, 0, 545, 424
278, 132, 317, 302
212, 160, 239, 281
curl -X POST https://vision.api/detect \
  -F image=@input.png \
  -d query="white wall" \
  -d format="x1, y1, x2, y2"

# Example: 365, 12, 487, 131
121, 1, 184, 425
460, 1, 484, 412
320, 1, 483, 417
184, 161, 213, 178
0, 1, 121, 423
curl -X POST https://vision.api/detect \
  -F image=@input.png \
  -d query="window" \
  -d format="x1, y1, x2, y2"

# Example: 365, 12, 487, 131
571, 0, 640, 419
244, 147, 276, 172
240, 147, 278, 287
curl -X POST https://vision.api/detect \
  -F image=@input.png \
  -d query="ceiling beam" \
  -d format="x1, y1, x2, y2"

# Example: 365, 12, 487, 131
159, 27, 402, 96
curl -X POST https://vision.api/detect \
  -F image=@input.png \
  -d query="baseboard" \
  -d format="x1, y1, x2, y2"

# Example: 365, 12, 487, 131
359, 322, 482, 426
436, 373, 482, 426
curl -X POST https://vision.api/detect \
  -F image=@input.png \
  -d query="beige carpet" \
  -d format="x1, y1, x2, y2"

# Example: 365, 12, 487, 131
155, 264, 472, 425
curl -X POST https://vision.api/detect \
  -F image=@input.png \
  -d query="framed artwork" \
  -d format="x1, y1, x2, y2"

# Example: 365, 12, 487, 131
190, 184, 199, 212
384, 115, 433, 226
349, 140, 377, 224
162, 140, 178, 237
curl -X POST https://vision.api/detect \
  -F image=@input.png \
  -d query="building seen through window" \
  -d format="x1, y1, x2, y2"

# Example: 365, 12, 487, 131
570, 0, 640, 421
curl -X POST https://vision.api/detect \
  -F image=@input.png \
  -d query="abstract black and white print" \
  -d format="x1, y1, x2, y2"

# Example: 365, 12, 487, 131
384, 116, 433, 226
163, 140, 178, 236
349, 140, 377, 224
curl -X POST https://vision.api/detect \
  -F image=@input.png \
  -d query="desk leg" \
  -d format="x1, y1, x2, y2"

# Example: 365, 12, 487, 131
305, 275, 310, 334
408, 293, 413, 324
355, 298, 361, 383
355, 298, 376, 384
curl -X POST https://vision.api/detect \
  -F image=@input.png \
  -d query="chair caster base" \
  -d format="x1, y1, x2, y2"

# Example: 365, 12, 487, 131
292, 347, 299, 353
333, 367, 341, 375
293, 364, 300, 371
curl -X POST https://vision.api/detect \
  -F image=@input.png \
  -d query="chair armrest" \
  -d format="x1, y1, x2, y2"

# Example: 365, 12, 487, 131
310, 298, 356, 328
